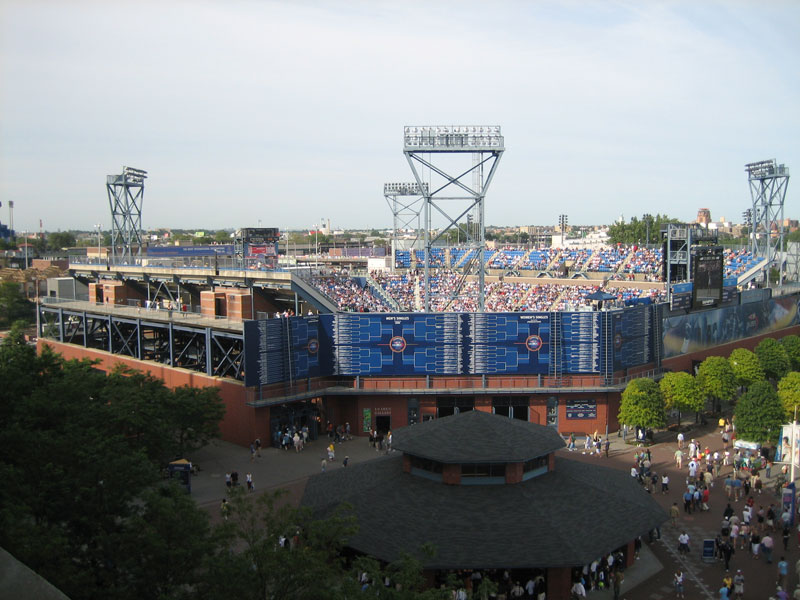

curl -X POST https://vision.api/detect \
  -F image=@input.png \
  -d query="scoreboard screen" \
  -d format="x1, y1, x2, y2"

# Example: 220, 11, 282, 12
692, 245, 723, 309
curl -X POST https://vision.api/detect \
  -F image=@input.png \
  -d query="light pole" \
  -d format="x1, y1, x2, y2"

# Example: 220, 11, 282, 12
23, 231, 28, 270
558, 214, 568, 245
95, 223, 102, 264
791, 405, 798, 484
314, 224, 319, 269
643, 213, 652, 246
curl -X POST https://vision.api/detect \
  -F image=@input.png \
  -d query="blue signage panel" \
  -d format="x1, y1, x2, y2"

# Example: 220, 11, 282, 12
146, 244, 234, 257
467, 313, 551, 375
333, 313, 463, 375
611, 305, 655, 370
244, 316, 334, 387
561, 312, 601, 373
565, 399, 597, 419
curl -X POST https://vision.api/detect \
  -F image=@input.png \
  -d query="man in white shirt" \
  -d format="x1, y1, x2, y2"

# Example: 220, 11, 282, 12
570, 580, 587, 598
678, 531, 690, 553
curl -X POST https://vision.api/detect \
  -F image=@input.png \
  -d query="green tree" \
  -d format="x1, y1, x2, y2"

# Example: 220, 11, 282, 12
734, 380, 785, 443
215, 230, 231, 243
728, 347, 765, 388
0, 338, 227, 600
659, 371, 704, 425
696, 356, 737, 412
163, 385, 226, 458
0, 282, 35, 327
777, 372, 800, 422
201, 488, 358, 600
103, 366, 224, 466
618, 378, 666, 430
113, 484, 218, 600
607, 214, 680, 245
47, 231, 76, 250
755, 337, 791, 380
780, 335, 800, 371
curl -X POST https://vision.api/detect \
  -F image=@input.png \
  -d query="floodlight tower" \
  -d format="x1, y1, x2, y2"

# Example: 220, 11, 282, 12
746, 159, 790, 286
403, 126, 504, 312
107, 166, 147, 264
383, 182, 429, 272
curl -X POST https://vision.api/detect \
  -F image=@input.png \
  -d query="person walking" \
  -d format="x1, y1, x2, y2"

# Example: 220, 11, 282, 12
732, 570, 744, 599
763, 533, 775, 563
678, 531, 691, 554
674, 570, 685, 599
778, 556, 789, 590
670, 502, 680, 527
612, 569, 623, 600
720, 539, 734, 572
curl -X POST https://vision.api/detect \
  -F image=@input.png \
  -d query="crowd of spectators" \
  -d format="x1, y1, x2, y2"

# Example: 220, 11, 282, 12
311, 267, 670, 314
311, 275, 391, 313
724, 248, 760, 277
391, 245, 758, 282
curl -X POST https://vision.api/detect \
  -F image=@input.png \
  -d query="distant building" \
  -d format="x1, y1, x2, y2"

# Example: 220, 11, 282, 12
696, 208, 711, 225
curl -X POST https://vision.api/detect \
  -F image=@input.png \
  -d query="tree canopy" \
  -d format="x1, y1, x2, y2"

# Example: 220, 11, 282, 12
659, 371, 704, 423
618, 378, 666, 429
607, 214, 680, 245
0, 331, 226, 600
728, 347, 765, 388
755, 337, 791, 380
0, 281, 35, 328
734, 380, 786, 444
777, 372, 800, 422
780, 335, 800, 372
696, 356, 737, 409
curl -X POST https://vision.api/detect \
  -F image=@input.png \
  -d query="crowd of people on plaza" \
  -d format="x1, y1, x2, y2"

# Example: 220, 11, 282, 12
570, 550, 627, 599
662, 418, 800, 600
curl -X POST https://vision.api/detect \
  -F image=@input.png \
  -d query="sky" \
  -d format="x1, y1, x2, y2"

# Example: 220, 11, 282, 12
1, 0, 799, 234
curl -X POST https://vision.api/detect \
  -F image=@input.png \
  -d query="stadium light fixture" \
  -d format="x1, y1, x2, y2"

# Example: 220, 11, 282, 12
403, 126, 504, 151
384, 182, 430, 196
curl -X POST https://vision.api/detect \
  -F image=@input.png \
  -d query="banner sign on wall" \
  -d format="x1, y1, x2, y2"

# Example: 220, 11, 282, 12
565, 399, 597, 420
662, 295, 800, 358
362, 408, 372, 433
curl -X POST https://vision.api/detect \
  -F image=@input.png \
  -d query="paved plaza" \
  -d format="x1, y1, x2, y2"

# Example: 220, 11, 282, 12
188, 423, 799, 599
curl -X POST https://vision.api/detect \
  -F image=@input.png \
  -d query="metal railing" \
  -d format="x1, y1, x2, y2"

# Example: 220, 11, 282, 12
39, 297, 244, 330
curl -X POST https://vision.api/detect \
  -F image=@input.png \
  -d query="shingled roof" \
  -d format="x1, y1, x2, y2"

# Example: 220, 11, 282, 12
391, 409, 566, 463
302, 454, 668, 569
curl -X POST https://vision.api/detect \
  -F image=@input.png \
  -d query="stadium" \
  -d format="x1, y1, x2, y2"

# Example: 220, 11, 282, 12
35, 142, 798, 451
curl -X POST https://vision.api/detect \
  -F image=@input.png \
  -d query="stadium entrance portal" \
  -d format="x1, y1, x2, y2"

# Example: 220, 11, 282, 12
436, 397, 475, 418
492, 397, 529, 421
269, 401, 320, 447
375, 415, 391, 434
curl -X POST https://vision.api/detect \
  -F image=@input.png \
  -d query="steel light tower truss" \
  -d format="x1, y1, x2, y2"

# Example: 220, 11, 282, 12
107, 166, 147, 264
746, 159, 790, 286
383, 182, 429, 272
403, 126, 504, 312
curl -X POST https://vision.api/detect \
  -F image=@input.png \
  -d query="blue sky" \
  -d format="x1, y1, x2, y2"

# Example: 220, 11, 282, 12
1, 0, 798, 233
